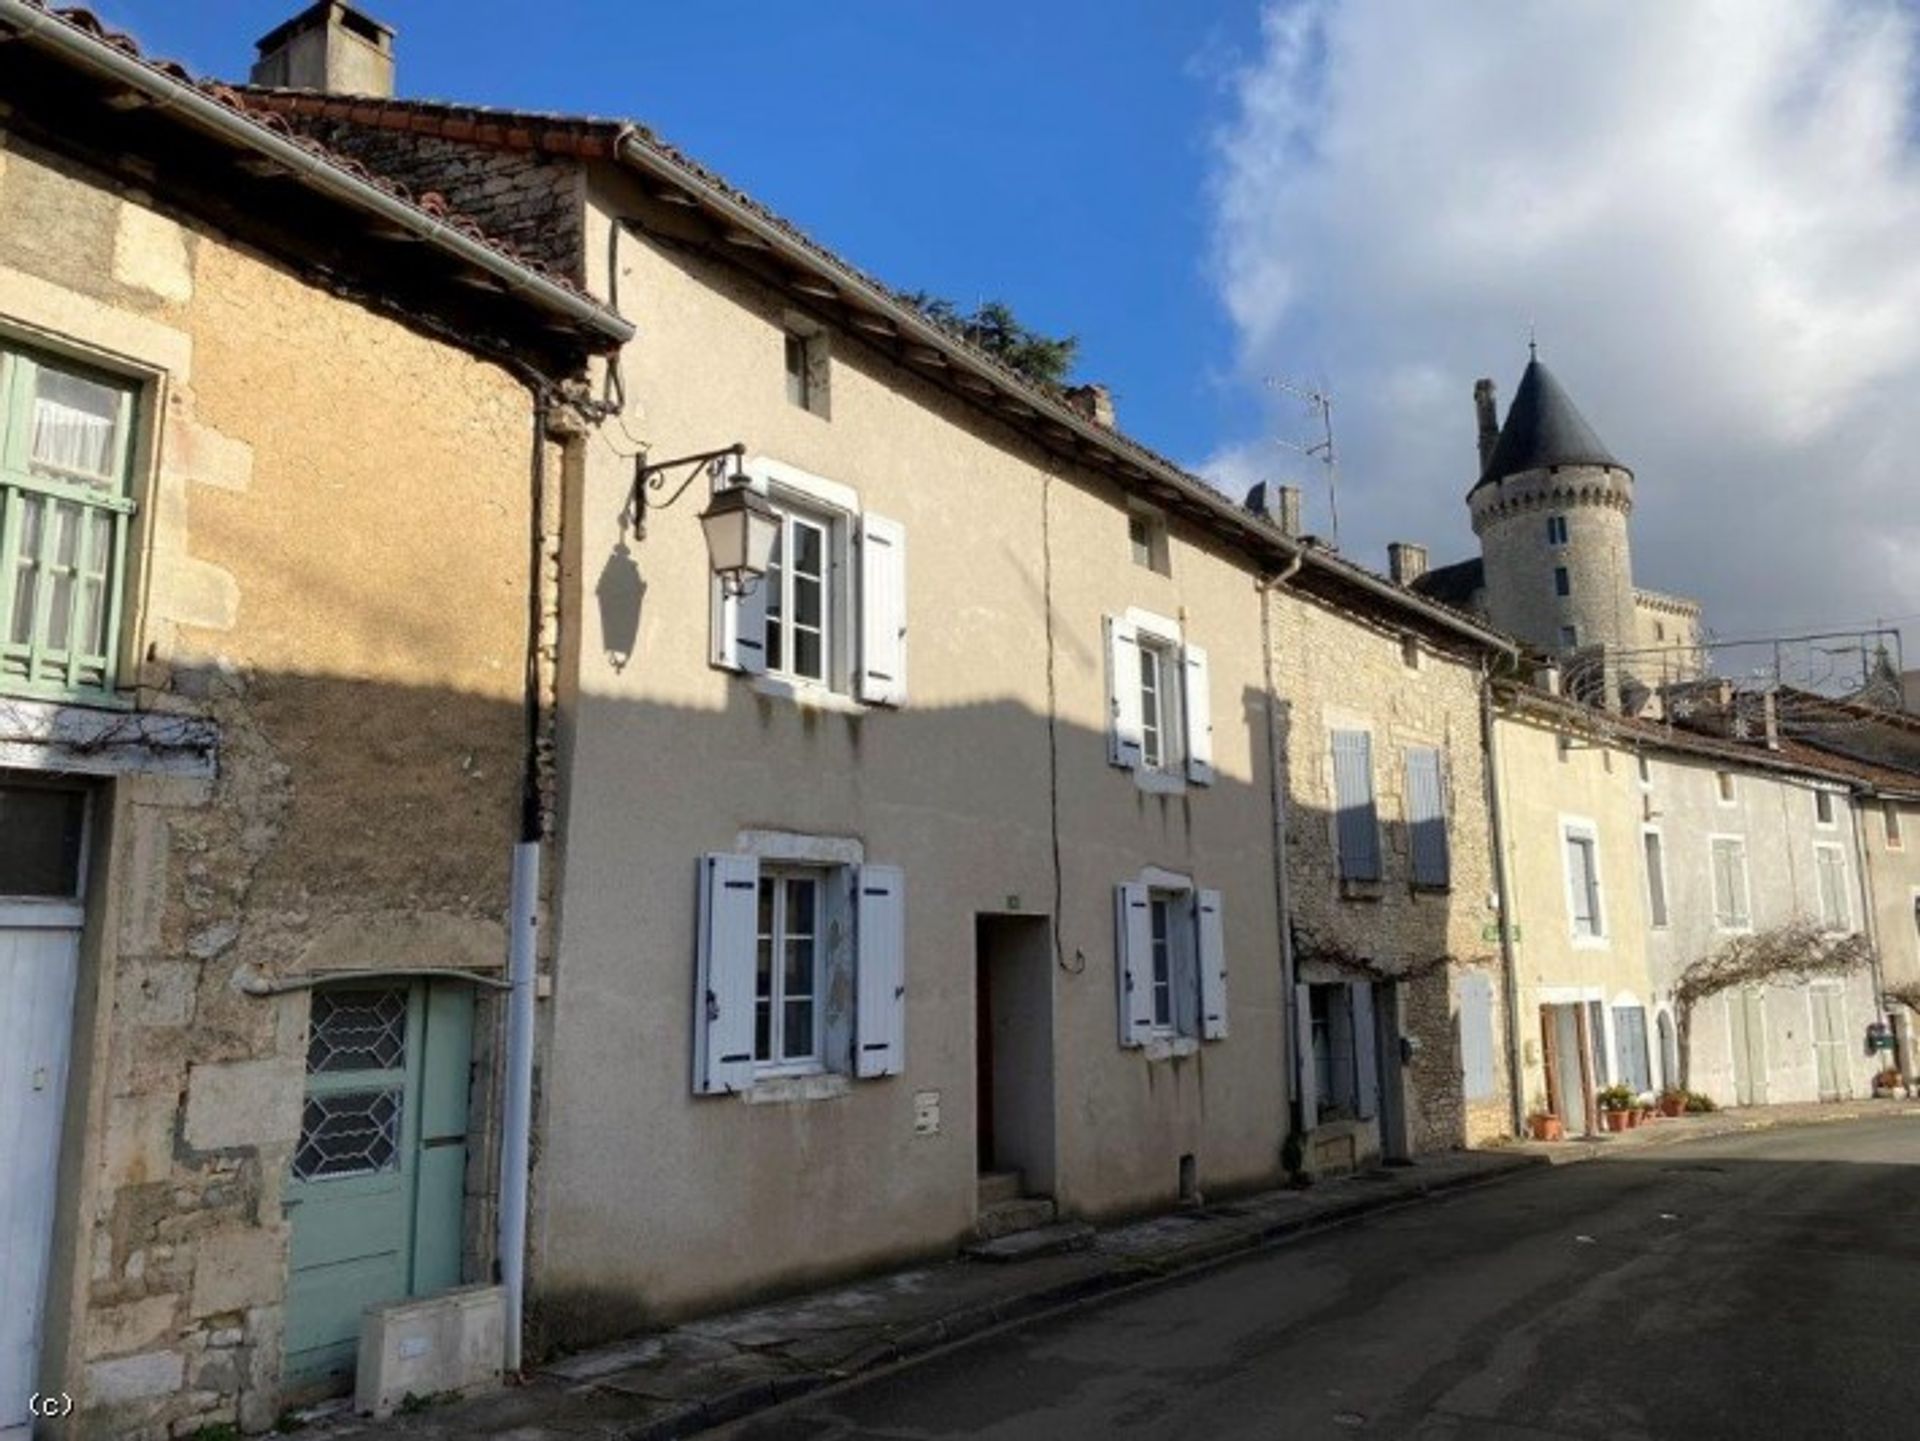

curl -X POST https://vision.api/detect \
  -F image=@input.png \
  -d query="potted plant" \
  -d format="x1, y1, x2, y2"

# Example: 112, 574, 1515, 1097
1658, 1086, 1688, 1118
1528, 1111, 1564, 1142
1684, 1090, 1717, 1114
1599, 1083, 1634, 1132
1872, 1067, 1904, 1098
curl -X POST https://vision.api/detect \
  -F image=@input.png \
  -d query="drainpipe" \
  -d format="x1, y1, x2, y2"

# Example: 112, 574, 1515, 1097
1849, 789, 1887, 1021
498, 395, 552, 1376
1258, 555, 1306, 1154
1480, 663, 1527, 1137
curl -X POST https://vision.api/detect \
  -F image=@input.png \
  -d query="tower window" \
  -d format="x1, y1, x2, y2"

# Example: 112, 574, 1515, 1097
1554, 566, 1571, 597
1546, 515, 1569, 546
1560, 625, 1579, 649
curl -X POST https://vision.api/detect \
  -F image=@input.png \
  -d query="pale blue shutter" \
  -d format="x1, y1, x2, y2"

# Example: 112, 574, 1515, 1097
693, 853, 759, 1094
1459, 972, 1496, 1100
1294, 982, 1317, 1121
1106, 618, 1144, 769
1331, 731, 1380, 881
854, 865, 905, 1077
1114, 883, 1154, 1046
1406, 747, 1449, 888
1351, 982, 1379, 1120
1196, 889, 1227, 1040
1613, 1005, 1650, 1094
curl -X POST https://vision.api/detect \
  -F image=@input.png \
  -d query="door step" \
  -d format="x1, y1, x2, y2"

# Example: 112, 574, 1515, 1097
977, 1170, 1024, 1207
975, 1194, 1056, 1240
965, 1221, 1096, 1263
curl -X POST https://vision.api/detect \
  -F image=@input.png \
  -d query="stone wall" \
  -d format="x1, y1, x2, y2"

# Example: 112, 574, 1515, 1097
0, 133, 538, 1438
1268, 588, 1511, 1153
280, 121, 587, 284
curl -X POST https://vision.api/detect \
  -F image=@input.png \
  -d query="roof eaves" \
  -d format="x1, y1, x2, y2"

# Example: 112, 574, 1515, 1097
610, 128, 1520, 659
0, 1, 632, 349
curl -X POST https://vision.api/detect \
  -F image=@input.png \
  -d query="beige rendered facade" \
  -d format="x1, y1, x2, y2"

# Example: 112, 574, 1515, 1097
1490, 701, 1656, 1137
0, 17, 624, 1437
508, 161, 1519, 1343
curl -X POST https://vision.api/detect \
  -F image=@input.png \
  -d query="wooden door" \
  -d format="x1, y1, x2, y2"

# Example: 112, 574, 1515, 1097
1730, 988, 1768, 1107
284, 980, 472, 1394
1811, 986, 1848, 1102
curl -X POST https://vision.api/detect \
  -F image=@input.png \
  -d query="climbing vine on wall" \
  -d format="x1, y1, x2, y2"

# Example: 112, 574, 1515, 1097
1672, 918, 1877, 1087
1288, 922, 1483, 983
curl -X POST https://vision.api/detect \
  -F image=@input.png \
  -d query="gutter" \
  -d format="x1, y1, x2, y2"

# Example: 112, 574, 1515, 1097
0, 0, 632, 348
614, 128, 1515, 661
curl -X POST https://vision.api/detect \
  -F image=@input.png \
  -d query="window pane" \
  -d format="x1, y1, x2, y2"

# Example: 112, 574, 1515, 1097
782, 999, 814, 1059
292, 1088, 401, 1181
45, 500, 80, 651
306, 988, 408, 1073
9, 493, 44, 645
793, 573, 822, 630
763, 527, 784, 671
785, 877, 815, 936
30, 366, 122, 487
793, 627, 822, 681
791, 520, 823, 580
1139, 649, 1161, 767
0, 785, 86, 897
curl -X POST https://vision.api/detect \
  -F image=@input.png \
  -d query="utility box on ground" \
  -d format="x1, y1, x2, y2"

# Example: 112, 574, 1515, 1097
355, 1283, 505, 1418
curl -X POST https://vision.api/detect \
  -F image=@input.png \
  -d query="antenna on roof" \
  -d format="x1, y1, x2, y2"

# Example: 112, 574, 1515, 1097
1265, 375, 1340, 549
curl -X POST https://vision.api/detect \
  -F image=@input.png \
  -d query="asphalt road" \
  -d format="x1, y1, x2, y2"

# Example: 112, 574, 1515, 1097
716, 1116, 1920, 1441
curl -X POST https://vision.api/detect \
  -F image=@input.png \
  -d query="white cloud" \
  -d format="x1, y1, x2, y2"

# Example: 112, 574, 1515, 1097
1206, 0, 1920, 668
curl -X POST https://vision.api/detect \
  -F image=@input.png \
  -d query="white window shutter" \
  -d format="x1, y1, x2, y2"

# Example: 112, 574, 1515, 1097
1351, 981, 1379, 1120
1182, 644, 1214, 786
1106, 617, 1144, 769
854, 864, 906, 1077
1294, 982, 1317, 1120
694, 853, 759, 1094
1114, 883, 1154, 1046
858, 513, 907, 706
711, 573, 769, 675
1196, 888, 1227, 1039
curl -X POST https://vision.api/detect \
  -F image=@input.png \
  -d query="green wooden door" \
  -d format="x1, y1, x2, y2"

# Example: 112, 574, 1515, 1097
284, 981, 473, 1393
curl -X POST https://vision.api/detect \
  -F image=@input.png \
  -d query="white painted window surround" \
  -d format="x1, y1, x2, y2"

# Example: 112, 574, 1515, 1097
1560, 816, 1607, 946
693, 848, 904, 1099
710, 457, 906, 709
1113, 870, 1226, 1056
1104, 607, 1214, 791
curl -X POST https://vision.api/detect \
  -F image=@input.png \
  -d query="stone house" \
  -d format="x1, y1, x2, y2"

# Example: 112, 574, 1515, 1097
240, 2, 1521, 1354
0, 6, 627, 1437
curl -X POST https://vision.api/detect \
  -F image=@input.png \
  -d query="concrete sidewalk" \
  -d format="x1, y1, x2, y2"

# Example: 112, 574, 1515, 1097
304, 1098, 1920, 1441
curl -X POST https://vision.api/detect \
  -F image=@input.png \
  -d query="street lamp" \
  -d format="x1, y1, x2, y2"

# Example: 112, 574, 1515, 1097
699, 481, 780, 597
631, 441, 779, 594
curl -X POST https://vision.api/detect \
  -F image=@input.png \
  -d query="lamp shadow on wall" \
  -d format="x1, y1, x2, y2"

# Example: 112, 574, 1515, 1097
596, 541, 645, 672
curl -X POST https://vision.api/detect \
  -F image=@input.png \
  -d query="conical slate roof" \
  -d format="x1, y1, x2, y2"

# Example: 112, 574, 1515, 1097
1474, 358, 1625, 490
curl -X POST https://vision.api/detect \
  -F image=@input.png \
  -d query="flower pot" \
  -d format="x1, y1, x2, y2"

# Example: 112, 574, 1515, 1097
1660, 1095, 1687, 1118
1529, 1113, 1564, 1142
1623, 1108, 1640, 1129
1604, 1109, 1629, 1133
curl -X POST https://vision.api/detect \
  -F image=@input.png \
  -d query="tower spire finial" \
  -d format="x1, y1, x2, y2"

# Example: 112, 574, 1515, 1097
1527, 319, 1537, 362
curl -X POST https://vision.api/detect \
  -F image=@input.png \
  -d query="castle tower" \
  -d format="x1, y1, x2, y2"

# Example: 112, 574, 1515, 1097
1469, 355, 1637, 688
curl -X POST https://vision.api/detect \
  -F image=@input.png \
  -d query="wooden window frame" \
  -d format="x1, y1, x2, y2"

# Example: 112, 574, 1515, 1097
753, 866, 828, 1076
0, 344, 140, 706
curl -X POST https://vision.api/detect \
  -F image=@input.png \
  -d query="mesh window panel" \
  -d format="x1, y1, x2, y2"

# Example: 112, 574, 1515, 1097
292, 1089, 402, 1180
307, 988, 407, 1073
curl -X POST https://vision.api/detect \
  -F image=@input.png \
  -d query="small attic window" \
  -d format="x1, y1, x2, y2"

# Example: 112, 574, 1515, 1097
1128, 506, 1170, 575
783, 319, 830, 419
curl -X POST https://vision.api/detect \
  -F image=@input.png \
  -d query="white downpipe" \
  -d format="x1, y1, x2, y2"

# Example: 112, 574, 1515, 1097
498, 840, 540, 1375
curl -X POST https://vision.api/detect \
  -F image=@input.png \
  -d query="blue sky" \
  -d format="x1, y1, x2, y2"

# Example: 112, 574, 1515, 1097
95, 0, 1268, 468
91, 2, 1920, 666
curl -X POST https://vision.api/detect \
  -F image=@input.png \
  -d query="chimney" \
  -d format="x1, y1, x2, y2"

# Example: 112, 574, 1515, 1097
1473, 378, 1499, 473
252, 2, 395, 97
1244, 482, 1303, 539
1387, 541, 1428, 586
1063, 383, 1115, 429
